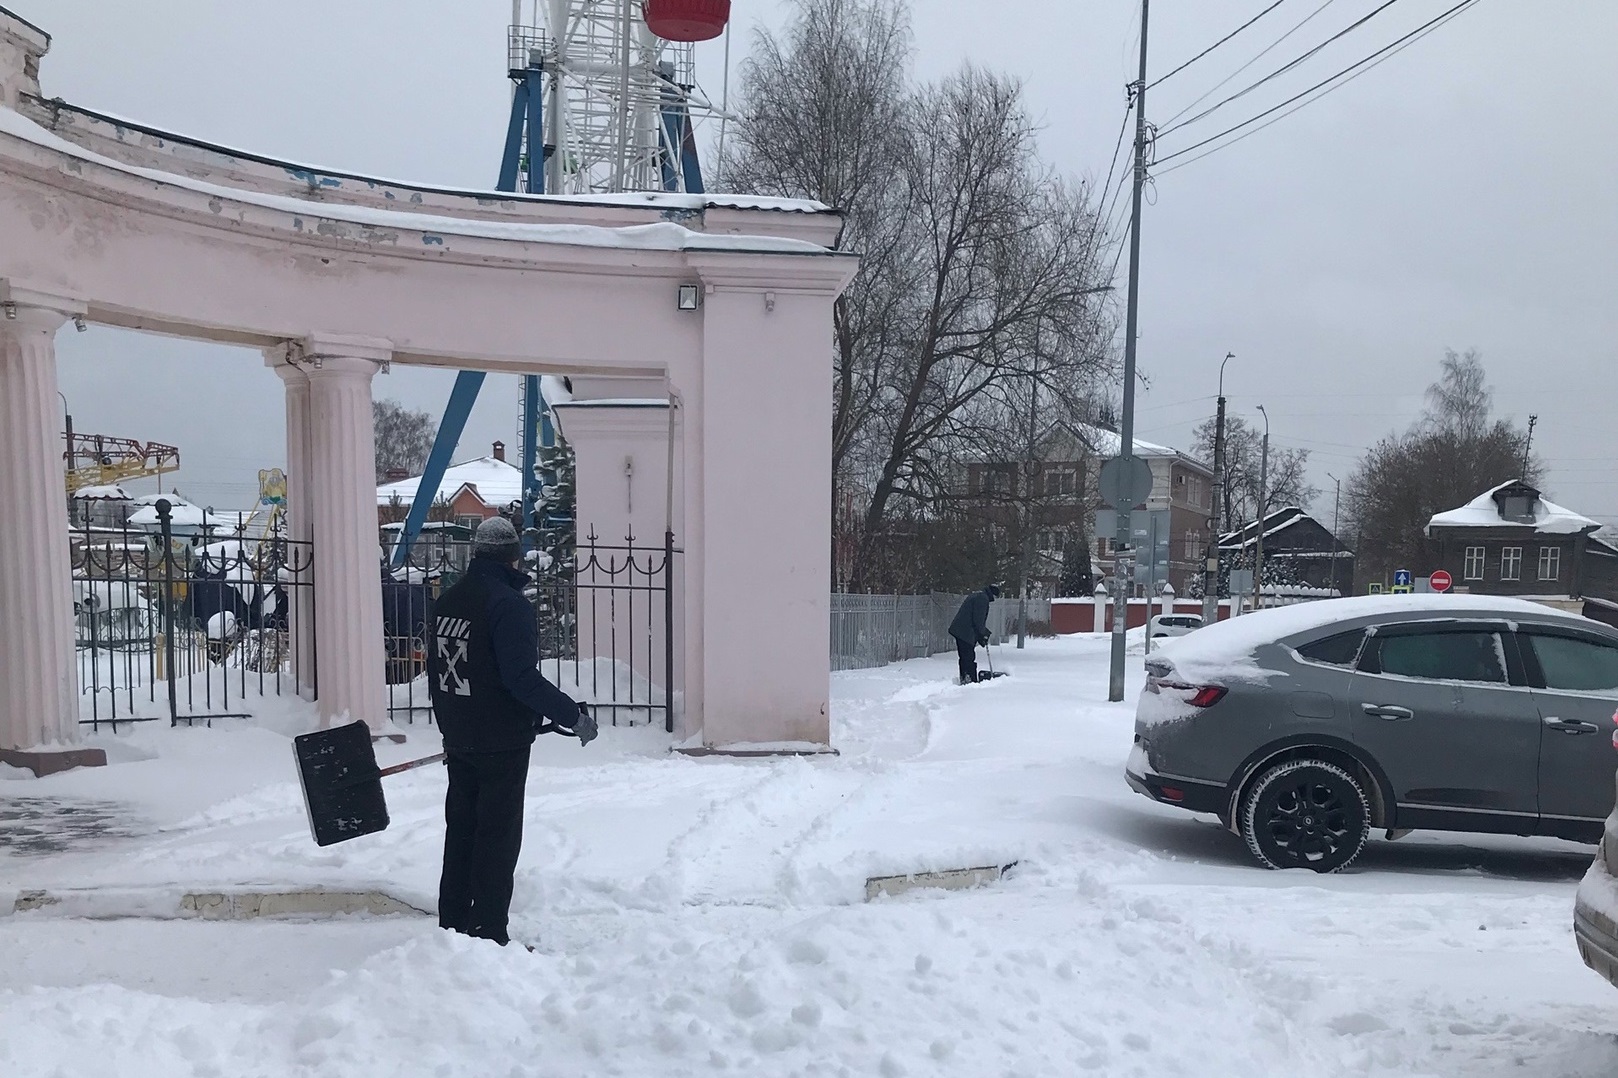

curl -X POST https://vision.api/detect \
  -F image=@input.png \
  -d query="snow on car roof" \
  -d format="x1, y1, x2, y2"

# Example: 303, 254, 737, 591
1153, 594, 1591, 684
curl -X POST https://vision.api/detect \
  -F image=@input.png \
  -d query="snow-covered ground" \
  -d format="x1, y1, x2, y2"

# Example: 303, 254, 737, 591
4, 634, 1617, 1076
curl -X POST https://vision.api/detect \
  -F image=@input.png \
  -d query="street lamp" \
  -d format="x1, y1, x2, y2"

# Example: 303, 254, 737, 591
1254, 404, 1270, 610
57, 389, 74, 473
1326, 472, 1342, 597
1202, 353, 1234, 625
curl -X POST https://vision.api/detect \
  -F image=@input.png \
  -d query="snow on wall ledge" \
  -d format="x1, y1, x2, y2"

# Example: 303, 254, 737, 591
16, 96, 840, 244
0, 108, 837, 257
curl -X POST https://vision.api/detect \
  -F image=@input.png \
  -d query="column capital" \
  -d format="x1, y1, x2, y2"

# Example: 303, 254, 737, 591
302, 333, 393, 369
263, 343, 308, 385
0, 281, 86, 333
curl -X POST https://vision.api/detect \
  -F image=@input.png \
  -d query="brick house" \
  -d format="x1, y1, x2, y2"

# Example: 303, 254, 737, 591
1220, 506, 1354, 595
375, 441, 523, 529
1426, 480, 1618, 604
963, 422, 1214, 596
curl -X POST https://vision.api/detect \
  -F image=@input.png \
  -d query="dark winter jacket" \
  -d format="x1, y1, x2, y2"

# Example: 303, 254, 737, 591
426, 556, 581, 753
949, 589, 995, 646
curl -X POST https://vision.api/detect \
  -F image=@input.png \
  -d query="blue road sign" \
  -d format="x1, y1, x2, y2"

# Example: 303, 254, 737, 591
1393, 568, 1413, 587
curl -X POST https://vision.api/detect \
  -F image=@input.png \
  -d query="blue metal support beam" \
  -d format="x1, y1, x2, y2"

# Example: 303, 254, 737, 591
392, 370, 486, 569
395, 61, 550, 568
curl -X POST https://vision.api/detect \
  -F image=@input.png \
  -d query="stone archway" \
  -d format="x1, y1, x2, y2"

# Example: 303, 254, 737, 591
0, 11, 856, 772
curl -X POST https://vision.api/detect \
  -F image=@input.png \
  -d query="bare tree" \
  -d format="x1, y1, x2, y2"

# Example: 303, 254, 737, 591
1193, 415, 1317, 527
373, 398, 436, 483
1344, 350, 1540, 581
725, 0, 1115, 590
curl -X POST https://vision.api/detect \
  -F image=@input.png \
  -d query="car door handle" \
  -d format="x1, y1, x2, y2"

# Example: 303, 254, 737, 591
1362, 704, 1414, 721
1542, 716, 1601, 735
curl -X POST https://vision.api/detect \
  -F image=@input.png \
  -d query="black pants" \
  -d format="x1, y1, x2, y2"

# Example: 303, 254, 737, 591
956, 637, 979, 684
439, 746, 530, 945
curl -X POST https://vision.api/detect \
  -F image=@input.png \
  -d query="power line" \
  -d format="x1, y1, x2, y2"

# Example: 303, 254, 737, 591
1158, 0, 1407, 138
1160, 0, 1341, 129
1096, 99, 1133, 228
1153, 0, 1482, 171
1149, 0, 1291, 89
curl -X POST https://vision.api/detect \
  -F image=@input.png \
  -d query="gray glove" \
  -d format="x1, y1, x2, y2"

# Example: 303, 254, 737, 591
572, 701, 598, 746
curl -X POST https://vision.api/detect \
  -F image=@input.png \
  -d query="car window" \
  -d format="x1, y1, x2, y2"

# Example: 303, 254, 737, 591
1296, 630, 1365, 667
1376, 631, 1507, 684
1528, 634, 1618, 694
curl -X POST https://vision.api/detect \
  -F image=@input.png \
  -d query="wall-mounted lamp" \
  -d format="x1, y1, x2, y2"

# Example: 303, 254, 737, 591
677, 284, 700, 311
2, 303, 15, 320
764, 291, 776, 313
72, 315, 87, 333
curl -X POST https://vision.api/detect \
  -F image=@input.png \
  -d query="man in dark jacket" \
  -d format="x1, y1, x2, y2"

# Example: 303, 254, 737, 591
426, 516, 598, 946
949, 583, 1000, 684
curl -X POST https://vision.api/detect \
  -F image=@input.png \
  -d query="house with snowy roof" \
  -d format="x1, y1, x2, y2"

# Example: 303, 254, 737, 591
375, 442, 522, 529
963, 421, 1215, 596
1426, 480, 1618, 606
1219, 506, 1354, 595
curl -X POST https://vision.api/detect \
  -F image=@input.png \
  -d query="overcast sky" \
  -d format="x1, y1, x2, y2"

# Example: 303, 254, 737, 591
24, 0, 1618, 524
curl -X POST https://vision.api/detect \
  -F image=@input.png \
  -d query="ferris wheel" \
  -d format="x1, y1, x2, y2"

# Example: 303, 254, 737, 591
395, 4, 733, 569
503, 0, 733, 196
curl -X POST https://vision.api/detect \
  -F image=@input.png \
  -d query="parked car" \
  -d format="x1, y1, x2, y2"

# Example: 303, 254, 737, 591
1125, 595, 1618, 872
1150, 613, 1204, 638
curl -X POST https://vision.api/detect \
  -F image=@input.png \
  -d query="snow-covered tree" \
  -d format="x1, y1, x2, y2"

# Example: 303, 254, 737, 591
529, 432, 577, 656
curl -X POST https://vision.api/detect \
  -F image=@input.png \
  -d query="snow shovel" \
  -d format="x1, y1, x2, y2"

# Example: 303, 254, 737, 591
976, 644, 1009, 682
292, 720, 444, 847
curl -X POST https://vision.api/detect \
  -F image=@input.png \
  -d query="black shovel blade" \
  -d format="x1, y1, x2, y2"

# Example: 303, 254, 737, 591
292, 720, 388, 847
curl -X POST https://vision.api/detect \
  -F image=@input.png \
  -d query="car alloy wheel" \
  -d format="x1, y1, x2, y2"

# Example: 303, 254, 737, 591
1241, 758, 1370, 873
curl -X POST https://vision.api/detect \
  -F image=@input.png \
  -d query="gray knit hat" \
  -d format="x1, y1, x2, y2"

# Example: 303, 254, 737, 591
472, 516, 521, 562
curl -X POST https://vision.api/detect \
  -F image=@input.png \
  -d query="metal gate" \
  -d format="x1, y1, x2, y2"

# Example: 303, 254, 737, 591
386, 528, 679, 732
73, 504, 315, 730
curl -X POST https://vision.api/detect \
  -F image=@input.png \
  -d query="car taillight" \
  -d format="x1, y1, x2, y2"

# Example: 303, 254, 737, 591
1187, 686, 1227, 708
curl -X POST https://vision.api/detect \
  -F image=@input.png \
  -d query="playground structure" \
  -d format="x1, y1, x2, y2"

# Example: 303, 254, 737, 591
0, 7, 852, 775
63, 431, 179, 495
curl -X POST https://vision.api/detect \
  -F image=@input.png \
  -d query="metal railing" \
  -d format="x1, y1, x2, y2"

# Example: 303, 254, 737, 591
830, 594, 1054, 672
73, 509, 314, 730
386, 529, 680, 732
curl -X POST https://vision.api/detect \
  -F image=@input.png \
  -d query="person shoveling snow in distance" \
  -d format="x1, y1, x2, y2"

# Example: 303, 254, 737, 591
426, 516, 598, 947
949, 583, 1000, 684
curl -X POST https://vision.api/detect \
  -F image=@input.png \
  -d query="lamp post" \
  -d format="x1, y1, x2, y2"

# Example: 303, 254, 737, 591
1201, 352, 1232, 625
1254, 404, 1269, 610
1326, 472, 1342, 597
58, 389, 74, 474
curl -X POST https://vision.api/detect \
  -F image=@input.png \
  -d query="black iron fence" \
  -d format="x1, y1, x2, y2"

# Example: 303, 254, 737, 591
72, 503, 314, 730
385, 528, 680, 732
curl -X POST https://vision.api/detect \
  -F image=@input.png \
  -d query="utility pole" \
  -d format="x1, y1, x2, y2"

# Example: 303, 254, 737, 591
1201, 352, 1232, 625
1253, 404, 1269, 611
1109, 0, 1149, 703
1522, 414, 1538, 475
1017, 337, 1040, 651
1327, 472, 1341, 598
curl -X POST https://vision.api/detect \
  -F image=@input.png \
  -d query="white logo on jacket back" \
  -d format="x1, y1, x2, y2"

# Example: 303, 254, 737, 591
435, 616, 472, 697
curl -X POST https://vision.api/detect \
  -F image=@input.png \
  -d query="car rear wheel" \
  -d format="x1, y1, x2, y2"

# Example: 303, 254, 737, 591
1241, 759, 1369, 872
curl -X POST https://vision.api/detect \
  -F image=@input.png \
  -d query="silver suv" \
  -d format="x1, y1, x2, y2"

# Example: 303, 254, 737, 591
1125, 595, 1618, 872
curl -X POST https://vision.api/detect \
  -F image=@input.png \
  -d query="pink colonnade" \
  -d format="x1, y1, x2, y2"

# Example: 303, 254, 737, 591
0, 11, 856, 773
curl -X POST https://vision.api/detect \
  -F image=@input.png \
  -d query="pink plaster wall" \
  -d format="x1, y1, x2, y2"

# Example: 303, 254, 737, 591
0, 67, 855, 752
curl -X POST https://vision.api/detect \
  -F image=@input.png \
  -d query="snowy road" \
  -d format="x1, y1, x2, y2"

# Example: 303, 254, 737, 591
3, 635, 1616, 1076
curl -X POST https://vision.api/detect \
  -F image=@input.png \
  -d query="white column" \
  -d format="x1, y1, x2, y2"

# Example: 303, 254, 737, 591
302, 335, 390, 733
1093, 583, 1109, 637
0, 286, 102, 770
267, 348, 317, 699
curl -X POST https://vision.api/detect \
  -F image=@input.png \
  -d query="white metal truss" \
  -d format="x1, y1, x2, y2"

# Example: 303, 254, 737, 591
509, 0, 720, 196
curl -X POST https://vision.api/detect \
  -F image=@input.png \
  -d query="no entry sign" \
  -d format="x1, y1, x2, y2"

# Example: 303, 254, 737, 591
1430, 569, 1453, 593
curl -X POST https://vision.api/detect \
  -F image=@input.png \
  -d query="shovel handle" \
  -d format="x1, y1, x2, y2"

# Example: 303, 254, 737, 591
378, 752, 446, 778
